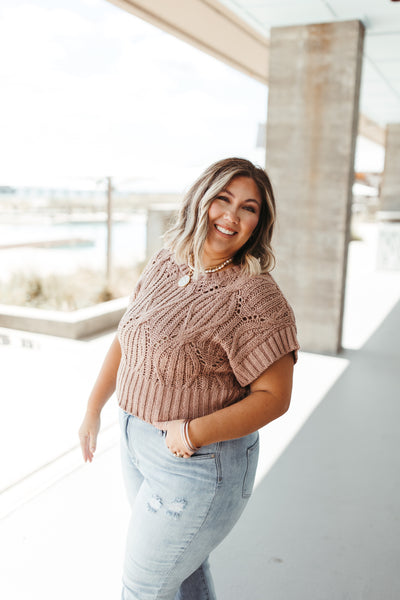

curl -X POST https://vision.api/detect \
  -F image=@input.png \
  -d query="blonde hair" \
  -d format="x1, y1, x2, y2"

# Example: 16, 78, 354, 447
164, 157, 276, 275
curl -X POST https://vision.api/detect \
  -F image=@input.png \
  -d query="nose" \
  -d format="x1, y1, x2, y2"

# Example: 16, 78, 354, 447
223, 206, 239, 224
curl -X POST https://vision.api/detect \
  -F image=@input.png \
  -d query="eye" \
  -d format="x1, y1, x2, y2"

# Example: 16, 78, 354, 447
243, 205, 256, 213
216, 195, 229, 202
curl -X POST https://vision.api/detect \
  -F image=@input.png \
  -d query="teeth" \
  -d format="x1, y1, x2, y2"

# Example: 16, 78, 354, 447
216, 225, 235, 235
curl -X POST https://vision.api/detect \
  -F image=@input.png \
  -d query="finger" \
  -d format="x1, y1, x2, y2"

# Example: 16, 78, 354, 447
89, 431, 97, 455
85, 437, 92, 462
79, 432, 89, 462
86, 436, 95, 462
170, 449, 190, 458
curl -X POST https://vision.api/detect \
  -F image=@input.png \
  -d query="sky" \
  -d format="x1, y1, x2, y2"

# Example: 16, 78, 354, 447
0, 0, 384, 192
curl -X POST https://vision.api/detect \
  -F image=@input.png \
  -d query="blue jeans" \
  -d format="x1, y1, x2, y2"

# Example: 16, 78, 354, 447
119, 407, 259, 600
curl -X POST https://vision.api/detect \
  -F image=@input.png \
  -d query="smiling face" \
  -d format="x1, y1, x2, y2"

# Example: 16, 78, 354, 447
202, 176, 261, 267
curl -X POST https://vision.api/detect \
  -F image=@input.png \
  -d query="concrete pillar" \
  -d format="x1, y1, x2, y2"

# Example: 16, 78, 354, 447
266, 20, 364, 354
146, 205, 178, 261
380, 124, 400, 213
377, 123, 400, 269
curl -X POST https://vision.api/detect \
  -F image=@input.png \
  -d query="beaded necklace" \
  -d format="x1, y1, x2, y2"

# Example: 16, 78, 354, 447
177, 257, 233, 287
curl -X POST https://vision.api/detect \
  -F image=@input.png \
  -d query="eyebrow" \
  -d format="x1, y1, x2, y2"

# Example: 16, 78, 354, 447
221, 189, 260, 206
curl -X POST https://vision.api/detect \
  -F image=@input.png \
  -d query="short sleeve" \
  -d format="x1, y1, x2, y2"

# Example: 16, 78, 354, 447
223, 275, 300, 387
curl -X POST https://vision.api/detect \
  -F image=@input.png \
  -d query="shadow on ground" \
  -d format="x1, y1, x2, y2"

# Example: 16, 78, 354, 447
212, 301, 400, 600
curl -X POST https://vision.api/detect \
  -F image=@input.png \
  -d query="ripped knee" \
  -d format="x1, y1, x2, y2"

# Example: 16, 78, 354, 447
146, 494, 187, 519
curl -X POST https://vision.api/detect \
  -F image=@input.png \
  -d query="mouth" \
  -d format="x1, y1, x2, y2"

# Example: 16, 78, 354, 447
215, 224, 236, 236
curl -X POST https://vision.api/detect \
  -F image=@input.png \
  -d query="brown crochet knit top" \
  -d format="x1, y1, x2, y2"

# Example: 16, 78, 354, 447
116, 249, 299, 426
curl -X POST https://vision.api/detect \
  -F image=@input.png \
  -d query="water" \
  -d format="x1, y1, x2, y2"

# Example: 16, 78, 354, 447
0, 216, 147, 279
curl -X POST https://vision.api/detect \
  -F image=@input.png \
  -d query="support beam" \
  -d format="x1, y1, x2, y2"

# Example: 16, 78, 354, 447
266, 20, 365, 353
358, 114, 386, 147
106, 0, 269, 83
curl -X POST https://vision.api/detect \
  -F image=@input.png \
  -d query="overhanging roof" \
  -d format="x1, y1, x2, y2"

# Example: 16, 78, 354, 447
107, 0, 270, 81
107, 0, 400, 146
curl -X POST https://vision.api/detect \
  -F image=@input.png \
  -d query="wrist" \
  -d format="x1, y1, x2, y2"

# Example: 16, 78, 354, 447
187, 419, 202, 449
86, 405, 102, 418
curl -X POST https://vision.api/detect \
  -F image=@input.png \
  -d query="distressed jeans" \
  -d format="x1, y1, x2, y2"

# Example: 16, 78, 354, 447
119, 407, 259, 599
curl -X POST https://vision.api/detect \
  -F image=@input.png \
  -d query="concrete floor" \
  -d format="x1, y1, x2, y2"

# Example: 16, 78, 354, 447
211, 299, 400, 600
0, 224, 399, 599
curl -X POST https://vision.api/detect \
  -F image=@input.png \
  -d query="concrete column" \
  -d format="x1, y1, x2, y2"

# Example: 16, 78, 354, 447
266, 20, 364, 353
146, 205, 178, 261
380, 124, 400, 212
377, 123, 400, 269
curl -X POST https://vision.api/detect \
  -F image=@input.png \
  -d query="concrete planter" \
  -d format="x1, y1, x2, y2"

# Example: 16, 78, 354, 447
0, 297, 129, 339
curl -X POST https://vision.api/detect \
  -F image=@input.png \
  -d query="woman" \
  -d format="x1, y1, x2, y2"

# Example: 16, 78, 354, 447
79, 157, 299, 599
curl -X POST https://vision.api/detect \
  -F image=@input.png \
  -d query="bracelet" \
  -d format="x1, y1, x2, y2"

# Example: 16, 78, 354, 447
180, 421, 192, 453
185, 420, 200, 452
180, 419, 200, 453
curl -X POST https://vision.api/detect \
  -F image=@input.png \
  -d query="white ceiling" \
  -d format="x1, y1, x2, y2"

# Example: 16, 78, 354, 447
218, 0, 400, 127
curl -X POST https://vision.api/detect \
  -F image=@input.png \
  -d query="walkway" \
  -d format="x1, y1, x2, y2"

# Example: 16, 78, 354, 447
211, 298, 400, 599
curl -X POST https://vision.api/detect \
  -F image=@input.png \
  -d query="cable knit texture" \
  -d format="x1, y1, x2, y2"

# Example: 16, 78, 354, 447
117, 249, 299, 425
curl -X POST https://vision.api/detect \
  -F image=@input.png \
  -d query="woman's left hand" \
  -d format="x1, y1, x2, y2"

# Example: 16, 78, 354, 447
164, 420, 194, 459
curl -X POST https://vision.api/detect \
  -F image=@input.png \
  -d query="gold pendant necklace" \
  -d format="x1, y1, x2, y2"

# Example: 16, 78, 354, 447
178, 257, 233, 287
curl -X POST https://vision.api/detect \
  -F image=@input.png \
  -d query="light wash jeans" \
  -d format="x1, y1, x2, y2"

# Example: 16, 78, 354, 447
119, 407, 259, 600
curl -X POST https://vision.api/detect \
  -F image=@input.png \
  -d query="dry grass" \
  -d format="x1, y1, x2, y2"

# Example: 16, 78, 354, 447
0, 264, 144, 311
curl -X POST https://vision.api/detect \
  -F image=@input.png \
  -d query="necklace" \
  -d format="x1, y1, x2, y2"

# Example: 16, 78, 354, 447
178, 257, 233, 287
